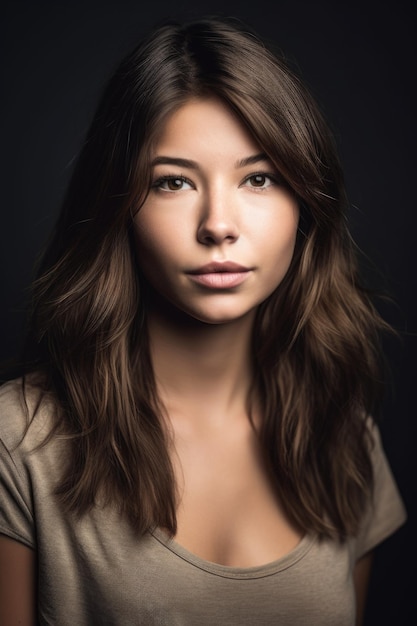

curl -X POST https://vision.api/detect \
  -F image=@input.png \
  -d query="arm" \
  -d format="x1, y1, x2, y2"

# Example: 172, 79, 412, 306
353, 551, 374, 626
0, 534, 37, 626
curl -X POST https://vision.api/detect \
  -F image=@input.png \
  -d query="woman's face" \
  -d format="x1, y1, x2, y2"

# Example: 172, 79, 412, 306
134, 97, 299, 325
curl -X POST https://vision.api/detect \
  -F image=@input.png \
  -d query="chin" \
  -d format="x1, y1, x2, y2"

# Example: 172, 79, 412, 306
178, 303, 258, 326
147, 287, 261, 327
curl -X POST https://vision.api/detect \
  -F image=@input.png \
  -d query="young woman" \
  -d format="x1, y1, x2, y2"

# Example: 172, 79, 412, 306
0, 16, 406, 625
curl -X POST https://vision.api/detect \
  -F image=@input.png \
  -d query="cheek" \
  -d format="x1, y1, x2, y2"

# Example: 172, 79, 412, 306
259, 210, 299, 292
133, 216, 181, 282
262, 207, 299, 261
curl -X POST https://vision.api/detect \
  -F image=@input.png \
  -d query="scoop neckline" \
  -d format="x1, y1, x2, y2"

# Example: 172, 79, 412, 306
150, 528, 315, 579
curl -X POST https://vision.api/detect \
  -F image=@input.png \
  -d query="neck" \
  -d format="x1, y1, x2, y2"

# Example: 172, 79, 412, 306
146, 302, 256, 428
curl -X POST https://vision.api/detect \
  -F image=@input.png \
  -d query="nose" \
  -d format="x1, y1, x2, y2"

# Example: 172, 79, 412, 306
196, 189, 240, 246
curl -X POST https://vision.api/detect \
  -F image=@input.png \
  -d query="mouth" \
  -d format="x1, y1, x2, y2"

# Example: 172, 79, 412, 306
187, 262, 252, 289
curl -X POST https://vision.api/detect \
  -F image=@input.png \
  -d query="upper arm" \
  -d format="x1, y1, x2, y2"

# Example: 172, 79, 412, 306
0, 534, 37, 626
353, 551, 374, 626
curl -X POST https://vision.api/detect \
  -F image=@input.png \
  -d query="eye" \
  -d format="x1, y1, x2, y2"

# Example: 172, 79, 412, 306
152, 175, 194, 192
242, 173, 275, 189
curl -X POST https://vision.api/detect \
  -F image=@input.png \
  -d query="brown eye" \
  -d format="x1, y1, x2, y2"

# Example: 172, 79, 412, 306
166, 178, 185, 191
152, 176, 194, 192
243, 173, 274, 189
251, 174, 267, 187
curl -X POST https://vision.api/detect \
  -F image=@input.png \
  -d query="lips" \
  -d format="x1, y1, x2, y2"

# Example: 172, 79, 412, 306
187, 262, 252, 288
188, 261, 250, 274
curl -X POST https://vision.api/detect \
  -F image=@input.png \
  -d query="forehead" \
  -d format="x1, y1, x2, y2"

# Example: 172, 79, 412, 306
151, 97, 262, 160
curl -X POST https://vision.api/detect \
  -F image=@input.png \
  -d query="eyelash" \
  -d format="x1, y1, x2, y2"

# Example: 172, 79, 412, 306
151, 172, 280, 192
151, 174, 194, 192
243, 172, 279, 189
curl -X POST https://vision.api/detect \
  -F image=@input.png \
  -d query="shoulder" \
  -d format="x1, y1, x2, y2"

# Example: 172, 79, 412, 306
0, 377, 57, 452
354, 418, 407, 559
0, 378, 65, 549
0, 376, 61, 501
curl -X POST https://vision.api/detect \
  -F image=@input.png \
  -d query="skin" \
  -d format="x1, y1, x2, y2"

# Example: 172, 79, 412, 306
0, 534, 36, 626
354, 552, 374, 626
0, 96, 372, 623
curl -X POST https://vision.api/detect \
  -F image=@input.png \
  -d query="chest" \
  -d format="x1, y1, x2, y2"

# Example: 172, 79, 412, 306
30, 432, 357, 625
38, 518, 357, 626
170, 419, 303, 567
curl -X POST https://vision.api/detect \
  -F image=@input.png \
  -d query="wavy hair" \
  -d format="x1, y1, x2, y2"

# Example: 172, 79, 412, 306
19, 17, 387, 538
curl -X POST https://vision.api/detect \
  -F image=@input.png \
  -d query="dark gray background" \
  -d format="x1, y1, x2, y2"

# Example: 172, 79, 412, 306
1, 1, 415, 623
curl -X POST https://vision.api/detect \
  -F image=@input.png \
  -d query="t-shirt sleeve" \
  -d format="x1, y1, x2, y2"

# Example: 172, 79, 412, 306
0, 383, 36, 548
354, 423, 407, 560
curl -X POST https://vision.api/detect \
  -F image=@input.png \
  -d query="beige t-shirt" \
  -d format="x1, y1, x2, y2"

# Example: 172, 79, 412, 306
0, 379, 407, 625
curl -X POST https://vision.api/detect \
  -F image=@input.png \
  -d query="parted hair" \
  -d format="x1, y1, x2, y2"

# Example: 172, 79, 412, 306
19, 17, 387, 539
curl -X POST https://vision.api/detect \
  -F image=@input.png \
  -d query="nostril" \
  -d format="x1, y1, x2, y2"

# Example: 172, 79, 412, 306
197, 230, 239, 246
197, 220, 240, 246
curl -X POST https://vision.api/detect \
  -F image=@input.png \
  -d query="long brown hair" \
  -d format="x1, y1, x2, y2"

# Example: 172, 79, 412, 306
18, 17, 387, 538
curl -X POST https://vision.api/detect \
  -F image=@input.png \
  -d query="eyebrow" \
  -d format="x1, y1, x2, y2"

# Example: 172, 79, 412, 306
236, 153, 270, 168
151, 156, 199, 169
151, 153, 270, 170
